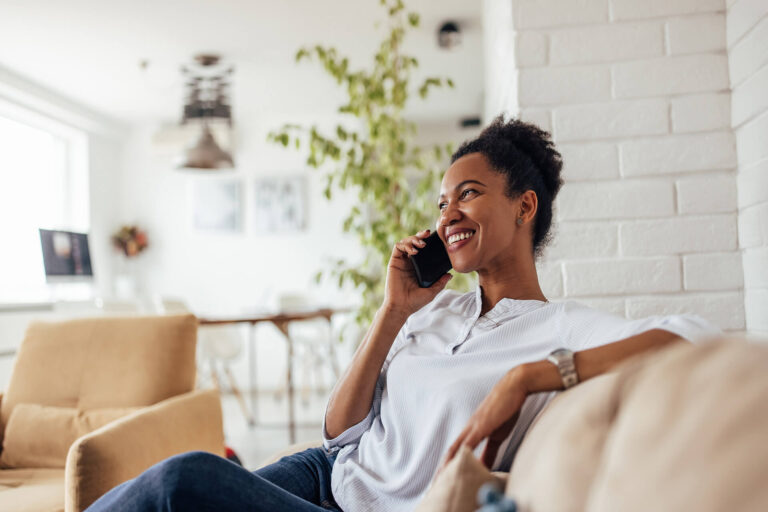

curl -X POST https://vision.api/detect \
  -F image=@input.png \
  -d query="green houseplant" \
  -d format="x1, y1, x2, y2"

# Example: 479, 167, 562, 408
269, 0, 472, 326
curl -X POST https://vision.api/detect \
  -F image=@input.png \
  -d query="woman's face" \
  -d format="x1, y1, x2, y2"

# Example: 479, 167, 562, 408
437, 153, 527, 274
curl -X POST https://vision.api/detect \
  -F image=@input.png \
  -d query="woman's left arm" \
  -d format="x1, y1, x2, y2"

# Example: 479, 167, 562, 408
443, 328, 685, 469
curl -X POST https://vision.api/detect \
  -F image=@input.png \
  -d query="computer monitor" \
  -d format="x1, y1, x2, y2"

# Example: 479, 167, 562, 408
39, 229, 93, 282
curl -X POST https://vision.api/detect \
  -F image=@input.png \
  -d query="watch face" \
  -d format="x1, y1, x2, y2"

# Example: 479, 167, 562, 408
549, 348, 573, 362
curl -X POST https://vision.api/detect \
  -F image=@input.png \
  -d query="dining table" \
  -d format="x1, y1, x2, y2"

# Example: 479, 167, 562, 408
198, 307, 349, 444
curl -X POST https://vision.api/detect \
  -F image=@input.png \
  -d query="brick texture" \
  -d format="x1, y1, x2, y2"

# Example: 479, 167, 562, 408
729, 2, 768, 335
670, 93, 731, 133
558, 142, 619, 181
667, 14, 727, 54
479, 0, 758, 334
557, 180, 675, 220
620, 215, 738, 255
554, 99, 668, 141
676, 173, 737, 214
612, 0, 723, 21
549, 22, 664, 65
513, 0, 608, 29
728, 16, 768, 86
627, 292, 745, 331
613, 55, 730, 98
564, 258, 681, 296
620, 132, 736, 176
683, 252, 744, 291
519, 66, 611, 106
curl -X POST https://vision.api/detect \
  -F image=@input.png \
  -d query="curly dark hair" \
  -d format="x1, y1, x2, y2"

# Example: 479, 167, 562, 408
451, 115, 563, 257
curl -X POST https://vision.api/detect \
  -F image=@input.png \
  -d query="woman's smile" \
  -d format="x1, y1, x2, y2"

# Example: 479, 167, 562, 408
446, 229, 476, 251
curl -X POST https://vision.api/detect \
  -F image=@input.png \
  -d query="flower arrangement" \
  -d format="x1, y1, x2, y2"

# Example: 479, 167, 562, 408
112, 225, 148, 258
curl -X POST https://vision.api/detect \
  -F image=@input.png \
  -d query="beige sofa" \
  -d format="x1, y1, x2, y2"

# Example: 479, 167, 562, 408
264, 339, 768, 512
0, 314, 225, 512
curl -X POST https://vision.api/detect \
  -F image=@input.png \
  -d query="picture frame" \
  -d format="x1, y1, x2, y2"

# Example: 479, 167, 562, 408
191, 177, 243, 233
252, 176, 306, 233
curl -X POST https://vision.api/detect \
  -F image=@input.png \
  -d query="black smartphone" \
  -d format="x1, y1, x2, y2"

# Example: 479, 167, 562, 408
409, 231, 452, 288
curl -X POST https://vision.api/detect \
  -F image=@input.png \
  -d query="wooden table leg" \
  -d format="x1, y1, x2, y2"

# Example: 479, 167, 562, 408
247, 324, 257, 426
274, 320, 296, 444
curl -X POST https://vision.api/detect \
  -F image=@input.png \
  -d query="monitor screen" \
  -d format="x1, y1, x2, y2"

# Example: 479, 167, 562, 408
39, 229, 93, 280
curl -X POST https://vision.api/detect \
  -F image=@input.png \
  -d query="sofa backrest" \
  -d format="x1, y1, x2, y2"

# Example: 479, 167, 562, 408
0, 314, 198, 447
506, 339, 768, 512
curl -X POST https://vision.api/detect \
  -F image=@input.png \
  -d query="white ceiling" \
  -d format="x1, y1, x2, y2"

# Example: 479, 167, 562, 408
0, 0, 484, 125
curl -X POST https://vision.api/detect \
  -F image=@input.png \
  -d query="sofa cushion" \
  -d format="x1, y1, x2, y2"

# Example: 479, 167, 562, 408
0, 467, 64, 512
505, 373, 624, 512
0, 314, 197, 447
416, 445, 507, 512
1, 404, 138, 469
586, 340, 768, 512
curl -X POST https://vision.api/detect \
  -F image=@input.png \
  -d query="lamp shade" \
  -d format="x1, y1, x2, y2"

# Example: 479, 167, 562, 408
179, 124, 234, 170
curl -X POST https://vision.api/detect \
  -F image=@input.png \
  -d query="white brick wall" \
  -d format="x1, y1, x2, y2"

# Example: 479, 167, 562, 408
612, 55, 730, 98
683, 252, 744, 291
728, 0, 768, 336
612, 0, 722, 21
619, 215, 738, 255
667, 14, 727, 55
676, 173, 737, 214
557, 179, 675, 220
564, 258, 681, 296
670, 93, 731, 133
619, 132, 736, 176
554, 99, 668, 141
482, 0, 750, 333
627, 292, 745, 331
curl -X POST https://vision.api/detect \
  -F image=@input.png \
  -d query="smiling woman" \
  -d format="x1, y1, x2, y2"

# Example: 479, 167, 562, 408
85, 116, 717, 512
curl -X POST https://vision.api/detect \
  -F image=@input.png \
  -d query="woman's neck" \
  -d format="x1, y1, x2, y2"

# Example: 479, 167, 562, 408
477, 262, 547, 315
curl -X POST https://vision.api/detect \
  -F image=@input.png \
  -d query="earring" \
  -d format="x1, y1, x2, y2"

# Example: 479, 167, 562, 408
516, 217, 523, 226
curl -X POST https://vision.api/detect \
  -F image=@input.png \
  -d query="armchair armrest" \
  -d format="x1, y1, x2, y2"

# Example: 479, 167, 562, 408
64, 389, 224, 512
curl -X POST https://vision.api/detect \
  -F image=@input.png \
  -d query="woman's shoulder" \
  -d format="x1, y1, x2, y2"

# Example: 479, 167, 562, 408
410, 288, 475, 320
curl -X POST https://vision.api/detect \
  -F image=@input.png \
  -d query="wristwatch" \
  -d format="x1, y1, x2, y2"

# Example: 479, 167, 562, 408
547, 348, 579, 390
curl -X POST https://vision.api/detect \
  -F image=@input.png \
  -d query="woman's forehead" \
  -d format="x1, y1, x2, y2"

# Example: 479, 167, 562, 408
440, 153, 503, 192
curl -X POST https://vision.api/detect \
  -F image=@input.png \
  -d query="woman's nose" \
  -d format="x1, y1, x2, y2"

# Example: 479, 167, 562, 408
439, 202, 461, 227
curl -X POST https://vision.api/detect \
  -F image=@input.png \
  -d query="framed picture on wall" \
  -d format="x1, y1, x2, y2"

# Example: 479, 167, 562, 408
191, 177, 243, 232
253, 176, 306, 233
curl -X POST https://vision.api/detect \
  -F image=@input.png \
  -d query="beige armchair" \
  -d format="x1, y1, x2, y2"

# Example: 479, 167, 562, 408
0, 314, 225, 512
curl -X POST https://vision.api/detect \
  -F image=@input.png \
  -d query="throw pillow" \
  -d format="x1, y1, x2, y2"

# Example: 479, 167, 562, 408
416, 445, 507, 512
0, 403, 138, 468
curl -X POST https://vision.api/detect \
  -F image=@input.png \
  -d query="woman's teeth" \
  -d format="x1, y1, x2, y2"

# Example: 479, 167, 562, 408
448, 231, 475, 245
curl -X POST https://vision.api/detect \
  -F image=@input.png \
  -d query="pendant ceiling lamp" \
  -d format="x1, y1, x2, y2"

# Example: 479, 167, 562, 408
178, 54, 235, 170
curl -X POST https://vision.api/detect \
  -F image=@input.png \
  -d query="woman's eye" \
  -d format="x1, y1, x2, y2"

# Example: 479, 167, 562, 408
438, 202, 447, 210
460, 189, 477, 199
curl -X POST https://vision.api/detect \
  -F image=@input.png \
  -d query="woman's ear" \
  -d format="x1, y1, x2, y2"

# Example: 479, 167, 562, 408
519, 190, 538, 224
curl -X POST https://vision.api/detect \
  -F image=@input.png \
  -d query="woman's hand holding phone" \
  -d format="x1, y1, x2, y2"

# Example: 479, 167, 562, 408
383, 229, 452, 318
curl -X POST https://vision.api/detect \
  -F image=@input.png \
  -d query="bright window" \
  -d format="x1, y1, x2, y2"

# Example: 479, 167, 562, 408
0, 102, 88, 302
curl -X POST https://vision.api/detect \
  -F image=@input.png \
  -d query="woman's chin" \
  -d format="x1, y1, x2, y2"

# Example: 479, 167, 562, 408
449, 259, 475, 274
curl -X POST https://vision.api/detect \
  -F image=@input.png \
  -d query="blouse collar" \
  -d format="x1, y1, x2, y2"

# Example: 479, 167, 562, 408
473, 285, 548, 322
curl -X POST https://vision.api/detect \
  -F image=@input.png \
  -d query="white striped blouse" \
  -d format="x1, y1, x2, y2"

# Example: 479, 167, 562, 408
322, 287, 718, 511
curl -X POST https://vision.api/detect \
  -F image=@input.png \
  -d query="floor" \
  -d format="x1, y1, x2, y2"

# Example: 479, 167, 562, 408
219, 388, 331, 470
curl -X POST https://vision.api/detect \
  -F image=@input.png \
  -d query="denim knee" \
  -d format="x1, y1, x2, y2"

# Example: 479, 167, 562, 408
149, 451, 222, 505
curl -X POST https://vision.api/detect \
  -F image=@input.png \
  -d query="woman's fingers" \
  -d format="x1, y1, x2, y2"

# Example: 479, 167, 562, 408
395, 230, 431, 256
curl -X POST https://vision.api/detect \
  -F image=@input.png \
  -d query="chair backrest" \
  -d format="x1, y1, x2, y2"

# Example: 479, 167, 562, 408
0, 314, 198, 447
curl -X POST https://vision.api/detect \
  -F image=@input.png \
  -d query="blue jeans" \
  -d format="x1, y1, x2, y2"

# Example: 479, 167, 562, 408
86, 447, 342, 511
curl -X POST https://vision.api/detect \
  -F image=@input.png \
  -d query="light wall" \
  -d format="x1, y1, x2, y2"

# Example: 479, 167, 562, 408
728, 0, 768, 336
117, 116, 478, 390
484, 0, 748, 332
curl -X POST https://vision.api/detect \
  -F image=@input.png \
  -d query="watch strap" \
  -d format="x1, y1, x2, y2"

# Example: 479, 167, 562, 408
547, 348, 579, 389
